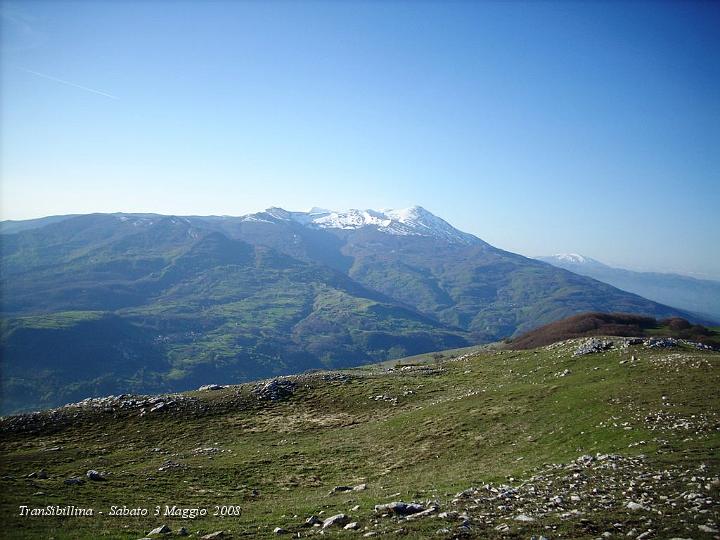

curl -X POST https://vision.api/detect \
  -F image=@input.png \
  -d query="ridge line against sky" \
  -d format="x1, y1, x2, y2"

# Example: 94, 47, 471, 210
1, 1, 718, 278
1, 207, 718, 281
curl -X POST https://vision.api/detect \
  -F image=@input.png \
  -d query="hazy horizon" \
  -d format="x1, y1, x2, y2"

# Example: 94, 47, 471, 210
1, 1, 719, 279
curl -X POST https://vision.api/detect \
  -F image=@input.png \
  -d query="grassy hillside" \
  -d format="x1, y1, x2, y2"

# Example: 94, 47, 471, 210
333, 229, 694, 342
1, 221, 466, 414
1, 338, 718, 539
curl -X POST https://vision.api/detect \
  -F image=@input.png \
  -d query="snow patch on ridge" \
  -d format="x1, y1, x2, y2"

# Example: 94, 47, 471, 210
246, 205, 480, 244
312, 209, 392, 230
538, 253, 608, 268
554, 253, 589, 264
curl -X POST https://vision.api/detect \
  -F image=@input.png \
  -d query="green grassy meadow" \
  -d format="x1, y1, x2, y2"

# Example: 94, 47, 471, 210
1, 339, 718, 539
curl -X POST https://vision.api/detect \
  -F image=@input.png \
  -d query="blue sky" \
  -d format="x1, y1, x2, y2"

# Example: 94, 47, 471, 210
1, 1, 719, 278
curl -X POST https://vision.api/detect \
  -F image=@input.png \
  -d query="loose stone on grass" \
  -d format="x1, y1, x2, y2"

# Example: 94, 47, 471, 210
374, 501, 426, 516
86, 469, 106, 481
200, 532, 228, 540
322, 513, 350, 528
63, 477, 85, 485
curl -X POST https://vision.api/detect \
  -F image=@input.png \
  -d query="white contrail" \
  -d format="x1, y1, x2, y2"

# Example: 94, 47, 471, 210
19, 68, 119, 100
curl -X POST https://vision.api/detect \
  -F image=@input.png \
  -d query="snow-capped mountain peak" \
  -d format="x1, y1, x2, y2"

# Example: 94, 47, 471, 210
537, 253, 609, 268
248, 205, 480, 244
554, 253, 590, 264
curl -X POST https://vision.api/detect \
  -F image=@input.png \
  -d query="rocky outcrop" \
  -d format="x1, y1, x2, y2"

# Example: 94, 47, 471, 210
574, 338, 614, 356
252, 379, 296, 401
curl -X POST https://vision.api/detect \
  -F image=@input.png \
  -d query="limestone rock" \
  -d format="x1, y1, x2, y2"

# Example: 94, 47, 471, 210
148, 524, 171, 535
322, 513, 350, 528
574, 338, 614, 356
63, 477, 85, 485
374, 501, 426, 516
198, 384, 225, 391
303, 515, 322, 527
253, 379, 296, 401
86, 470, 106, 481
200, 532, 227, 540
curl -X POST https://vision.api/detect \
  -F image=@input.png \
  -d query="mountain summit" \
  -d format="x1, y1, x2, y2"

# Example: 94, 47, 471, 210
250, 206, 480, 245
539, 253, 609, 268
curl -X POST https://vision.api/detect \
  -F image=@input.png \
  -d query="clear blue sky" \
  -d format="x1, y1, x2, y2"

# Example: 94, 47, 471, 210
1, 1, 718, 278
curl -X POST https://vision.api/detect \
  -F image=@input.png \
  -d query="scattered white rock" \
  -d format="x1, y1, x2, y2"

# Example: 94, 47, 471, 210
574, 338, 614, 356
198, 384, 225, 391
86, 470, 105, 481
148, 524, 171, 535
374, 502, 426, 515
322, 513, 350, 528
200, 532, 227, 540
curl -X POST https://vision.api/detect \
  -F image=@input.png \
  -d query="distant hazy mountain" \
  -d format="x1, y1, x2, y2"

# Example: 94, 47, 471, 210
537, 253, 720, 322
0, 208, 696, 413
539, 253, 607, 268
0, 214, 81, 235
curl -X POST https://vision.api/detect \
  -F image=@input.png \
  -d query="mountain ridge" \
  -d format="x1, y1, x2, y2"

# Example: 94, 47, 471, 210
1, 208, 704, 413
537, 253, 720, 322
